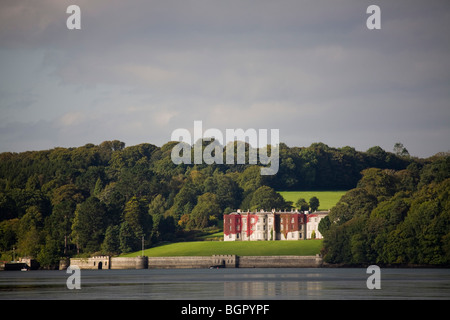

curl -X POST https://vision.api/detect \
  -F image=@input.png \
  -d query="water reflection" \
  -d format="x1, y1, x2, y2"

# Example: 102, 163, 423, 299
1, 268, 449, 300
224, 280, 323, 298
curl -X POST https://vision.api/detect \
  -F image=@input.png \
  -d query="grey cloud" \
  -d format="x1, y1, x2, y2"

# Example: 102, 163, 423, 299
0, 0, 449, 157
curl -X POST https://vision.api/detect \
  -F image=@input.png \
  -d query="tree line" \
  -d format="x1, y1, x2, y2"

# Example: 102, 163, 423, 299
319, 155, 450, 266
0, 139, 418, 268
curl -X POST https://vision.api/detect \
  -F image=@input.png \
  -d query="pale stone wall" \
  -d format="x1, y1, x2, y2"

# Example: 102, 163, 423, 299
68, 255, 322, 269
238, 255, 322, 268
111, 256, 148, 269
70, 256, 111, 270
148, 256, 213, 269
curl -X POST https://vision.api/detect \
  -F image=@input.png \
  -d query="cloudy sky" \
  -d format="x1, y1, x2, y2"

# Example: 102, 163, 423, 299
0, 0, 449, 157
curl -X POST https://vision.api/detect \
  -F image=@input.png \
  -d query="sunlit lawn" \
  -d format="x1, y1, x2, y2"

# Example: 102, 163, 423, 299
123, 239, 323, 257
278, 190, 347, 210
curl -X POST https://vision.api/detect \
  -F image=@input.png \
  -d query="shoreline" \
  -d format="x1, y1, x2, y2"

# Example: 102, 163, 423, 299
66, 255, 323, 270
3, 255, 448, 271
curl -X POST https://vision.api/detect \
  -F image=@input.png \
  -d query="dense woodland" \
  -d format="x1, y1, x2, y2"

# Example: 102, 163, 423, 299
0, 139, 447, 267
319, 155, 450, 266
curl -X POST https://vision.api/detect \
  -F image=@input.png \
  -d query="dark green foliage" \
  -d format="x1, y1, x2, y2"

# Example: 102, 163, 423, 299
0, 140, 425, 267
71, 196, 107, 253
248, 186, 287, 211
295, 198, 309, 211
309, 196, 320, 212
101, 225, 120, 255
321, 156, 450, 266
122, 196, 153, 251
189, 193, 221, 229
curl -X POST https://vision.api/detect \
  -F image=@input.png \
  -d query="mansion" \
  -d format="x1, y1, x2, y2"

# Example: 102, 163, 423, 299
223, 209, 329, 241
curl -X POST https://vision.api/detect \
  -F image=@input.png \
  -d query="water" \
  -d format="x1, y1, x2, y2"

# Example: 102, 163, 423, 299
0, 268, 449, 300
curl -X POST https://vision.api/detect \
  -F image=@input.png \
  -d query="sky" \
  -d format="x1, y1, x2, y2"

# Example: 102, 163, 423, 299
0, 0, 449, 158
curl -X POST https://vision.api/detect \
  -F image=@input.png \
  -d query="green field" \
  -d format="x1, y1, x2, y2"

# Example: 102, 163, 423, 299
121, 190, 341, 258
278, 190, 347, 211
122, 240, 323, 257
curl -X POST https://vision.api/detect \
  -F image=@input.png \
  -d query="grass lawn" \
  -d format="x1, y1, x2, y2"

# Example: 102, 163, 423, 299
122, 239, 323, 257
278, 190, 347, 211
198, 231, 223, 241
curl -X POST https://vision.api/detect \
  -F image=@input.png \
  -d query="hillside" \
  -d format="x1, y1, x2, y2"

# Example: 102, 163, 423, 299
122, 240, 323, 257
0, 140, 422, 268
320, 157, 450, 266
278, 191, 346, 211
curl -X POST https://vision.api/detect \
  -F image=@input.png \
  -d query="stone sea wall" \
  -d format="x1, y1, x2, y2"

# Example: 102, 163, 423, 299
64, 255, 322, 270
238, 255, 322, 268
111, 256, 148, 269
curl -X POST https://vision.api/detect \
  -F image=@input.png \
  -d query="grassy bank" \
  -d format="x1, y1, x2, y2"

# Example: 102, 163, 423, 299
278, 190, 347, 210
122, 240, 323, 257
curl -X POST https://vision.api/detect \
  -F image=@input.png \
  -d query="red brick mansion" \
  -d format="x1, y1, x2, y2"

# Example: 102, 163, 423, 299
223, 209, 329, 241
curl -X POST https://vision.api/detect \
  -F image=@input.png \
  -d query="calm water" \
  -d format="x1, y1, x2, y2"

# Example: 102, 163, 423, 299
0, 268, 449, 300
